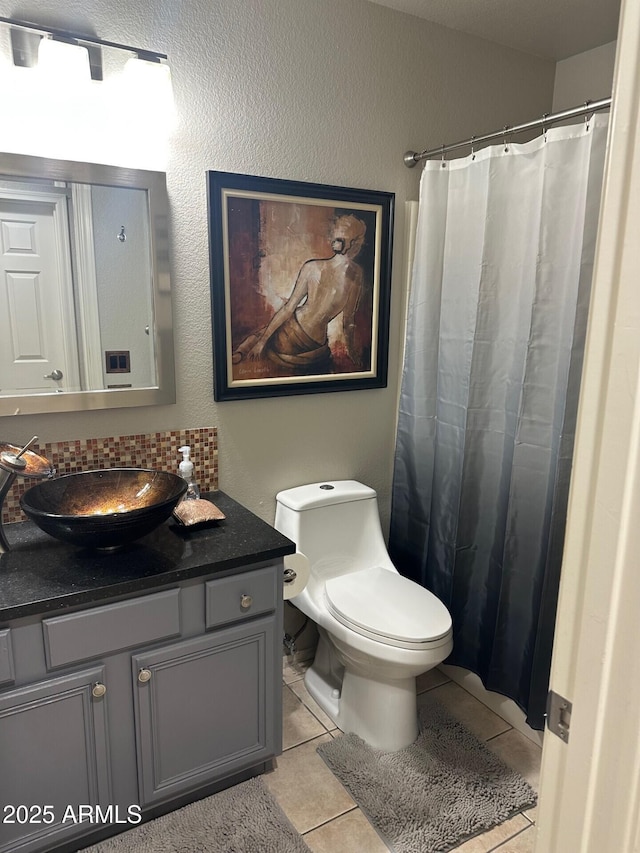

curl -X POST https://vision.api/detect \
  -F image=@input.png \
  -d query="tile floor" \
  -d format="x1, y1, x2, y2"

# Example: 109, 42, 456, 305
264, 658, 542, 853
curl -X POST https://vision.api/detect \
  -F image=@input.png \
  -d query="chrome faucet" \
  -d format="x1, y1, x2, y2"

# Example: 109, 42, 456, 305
0, 436, 55, 554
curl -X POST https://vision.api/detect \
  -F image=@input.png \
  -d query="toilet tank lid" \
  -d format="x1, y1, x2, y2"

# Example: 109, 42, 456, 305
276, 480, 376, 511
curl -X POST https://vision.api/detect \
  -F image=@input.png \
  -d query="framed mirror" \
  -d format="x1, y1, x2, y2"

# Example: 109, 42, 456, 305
0, 152, 175, 416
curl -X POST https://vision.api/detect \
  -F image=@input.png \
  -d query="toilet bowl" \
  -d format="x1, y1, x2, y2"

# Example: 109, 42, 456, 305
275, 480, 453, 751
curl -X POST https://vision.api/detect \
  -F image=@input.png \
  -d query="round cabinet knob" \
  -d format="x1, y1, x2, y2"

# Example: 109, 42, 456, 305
138, 668, 152, 683
240, 594, 253, 610
92, 682, 107, 698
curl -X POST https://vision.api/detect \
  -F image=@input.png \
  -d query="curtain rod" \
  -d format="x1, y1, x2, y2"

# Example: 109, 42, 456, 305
403, 97, 612, 168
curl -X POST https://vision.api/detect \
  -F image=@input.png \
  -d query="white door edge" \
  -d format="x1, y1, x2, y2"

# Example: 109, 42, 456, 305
536, 0, 640, 849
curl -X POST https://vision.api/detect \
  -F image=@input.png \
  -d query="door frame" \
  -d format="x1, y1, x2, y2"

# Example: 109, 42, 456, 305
535, 0, 640, 848
70, 183, 103, 390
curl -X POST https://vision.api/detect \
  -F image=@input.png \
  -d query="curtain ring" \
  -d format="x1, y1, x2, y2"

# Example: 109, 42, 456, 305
470, 135, 476, 161
503, 125, 510, 152
441, 144, 446, 168
584, 100, 592, 132
542, 113, 548, 143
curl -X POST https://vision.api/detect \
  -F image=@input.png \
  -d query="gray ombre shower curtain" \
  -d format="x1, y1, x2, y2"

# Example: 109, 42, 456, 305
390, 113, 609, 729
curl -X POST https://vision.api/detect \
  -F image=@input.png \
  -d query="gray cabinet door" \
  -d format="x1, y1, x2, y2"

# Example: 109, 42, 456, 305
132, 617, 276, 806
0, 667, 111, 853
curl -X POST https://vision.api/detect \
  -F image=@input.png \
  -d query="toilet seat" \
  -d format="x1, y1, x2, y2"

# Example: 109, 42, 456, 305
324, 566, 452, 650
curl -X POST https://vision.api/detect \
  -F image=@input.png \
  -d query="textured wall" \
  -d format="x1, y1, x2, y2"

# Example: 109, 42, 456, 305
0, 0, 555, 528
553, 40, 617, 111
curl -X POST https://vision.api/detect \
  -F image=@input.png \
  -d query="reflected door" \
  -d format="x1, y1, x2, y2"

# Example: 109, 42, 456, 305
0, 194, 81, 396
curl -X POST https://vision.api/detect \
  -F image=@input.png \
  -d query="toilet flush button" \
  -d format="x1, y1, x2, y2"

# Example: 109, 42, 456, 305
320, 484, 335, 490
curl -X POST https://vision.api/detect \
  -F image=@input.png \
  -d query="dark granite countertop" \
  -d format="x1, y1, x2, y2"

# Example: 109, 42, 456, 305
0, 492, 295, 623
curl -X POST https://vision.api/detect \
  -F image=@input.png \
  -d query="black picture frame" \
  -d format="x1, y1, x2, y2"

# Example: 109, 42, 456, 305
207, 171, 394, 401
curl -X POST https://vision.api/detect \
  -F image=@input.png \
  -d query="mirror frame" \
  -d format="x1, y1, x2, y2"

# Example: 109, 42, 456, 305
0, 152, 175, 416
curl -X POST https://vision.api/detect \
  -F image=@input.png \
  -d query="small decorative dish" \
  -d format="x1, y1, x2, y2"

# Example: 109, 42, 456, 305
172, 498, 226, 527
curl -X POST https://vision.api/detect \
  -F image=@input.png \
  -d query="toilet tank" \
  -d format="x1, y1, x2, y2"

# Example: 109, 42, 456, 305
275, 481, 394, 580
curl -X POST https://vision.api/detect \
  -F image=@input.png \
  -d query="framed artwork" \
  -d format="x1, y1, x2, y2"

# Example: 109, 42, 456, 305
207, 171, 394, 401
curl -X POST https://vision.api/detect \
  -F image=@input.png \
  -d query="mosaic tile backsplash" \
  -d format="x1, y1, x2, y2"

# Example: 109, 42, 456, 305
2, 427, 218, 525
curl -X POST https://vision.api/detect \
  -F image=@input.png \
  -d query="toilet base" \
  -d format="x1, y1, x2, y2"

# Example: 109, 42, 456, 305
339, 668, 419, 751
304, 632, 421, 751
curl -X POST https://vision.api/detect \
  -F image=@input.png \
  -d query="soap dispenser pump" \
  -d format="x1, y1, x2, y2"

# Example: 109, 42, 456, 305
178, 445, 200, 500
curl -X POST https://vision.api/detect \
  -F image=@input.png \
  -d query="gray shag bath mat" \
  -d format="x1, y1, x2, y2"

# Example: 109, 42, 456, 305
80, 776, 311, 853
317, 693, 537, 853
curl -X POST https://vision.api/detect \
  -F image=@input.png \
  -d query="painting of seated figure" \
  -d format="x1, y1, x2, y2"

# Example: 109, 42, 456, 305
208, 172, 394, 401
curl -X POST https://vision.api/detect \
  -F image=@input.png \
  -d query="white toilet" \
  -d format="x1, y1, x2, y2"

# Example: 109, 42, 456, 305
275, 479, 453, 751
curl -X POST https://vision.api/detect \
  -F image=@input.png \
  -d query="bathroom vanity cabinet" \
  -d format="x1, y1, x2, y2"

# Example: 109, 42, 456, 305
0, 492, 294, 853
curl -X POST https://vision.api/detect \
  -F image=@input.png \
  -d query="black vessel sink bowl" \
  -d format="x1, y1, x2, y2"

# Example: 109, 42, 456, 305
20, 468, 188, 549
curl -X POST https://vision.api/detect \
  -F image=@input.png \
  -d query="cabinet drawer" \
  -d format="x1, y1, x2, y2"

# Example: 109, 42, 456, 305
43, 589, 181, 669
205, 567, 277, 629
0, 629, 14, 686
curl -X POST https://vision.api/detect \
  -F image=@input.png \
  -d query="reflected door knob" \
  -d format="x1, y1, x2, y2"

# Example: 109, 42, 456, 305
43, 369, 63, 381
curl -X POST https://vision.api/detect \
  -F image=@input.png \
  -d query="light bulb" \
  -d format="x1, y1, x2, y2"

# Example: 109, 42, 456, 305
37, 38, 91, 86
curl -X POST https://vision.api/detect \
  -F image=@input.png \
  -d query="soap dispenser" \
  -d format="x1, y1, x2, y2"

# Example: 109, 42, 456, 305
178, 445, 200, 500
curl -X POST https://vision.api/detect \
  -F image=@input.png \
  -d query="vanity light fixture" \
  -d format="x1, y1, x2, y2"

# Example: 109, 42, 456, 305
0, 16, 173, 168
0, 16, 168, 80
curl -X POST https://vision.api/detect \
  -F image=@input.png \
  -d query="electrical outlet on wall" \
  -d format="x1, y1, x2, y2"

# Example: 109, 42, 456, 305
105, 350, 131, 373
